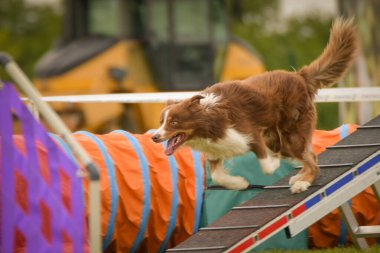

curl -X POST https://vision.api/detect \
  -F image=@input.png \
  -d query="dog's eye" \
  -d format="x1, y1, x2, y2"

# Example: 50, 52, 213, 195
170, 121, 178, 126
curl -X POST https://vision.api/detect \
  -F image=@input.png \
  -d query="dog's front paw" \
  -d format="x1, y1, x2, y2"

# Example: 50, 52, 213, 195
223, 176, 249, 190
212, 173, 249, 190
290, 181, 311, 194
260, 156, 281, 175
289, 174, 303, 186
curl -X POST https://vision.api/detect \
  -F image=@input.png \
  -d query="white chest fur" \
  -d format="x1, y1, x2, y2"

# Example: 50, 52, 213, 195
185, 128, 251, 160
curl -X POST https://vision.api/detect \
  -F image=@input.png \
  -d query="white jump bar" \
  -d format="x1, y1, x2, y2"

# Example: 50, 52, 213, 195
35, 91, 199, 103
30, 87, 380, 104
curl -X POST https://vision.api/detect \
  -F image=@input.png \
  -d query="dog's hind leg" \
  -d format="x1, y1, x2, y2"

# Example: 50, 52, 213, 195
208, 159, 249, 190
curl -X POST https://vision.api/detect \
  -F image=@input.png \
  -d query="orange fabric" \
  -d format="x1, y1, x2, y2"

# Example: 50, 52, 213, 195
73, 134, 117, 249
312, 124, 358, 154
73, 132, 201, 253
171, 147, 198, 246
309, 124, 380, 248
128, 133, 173, 253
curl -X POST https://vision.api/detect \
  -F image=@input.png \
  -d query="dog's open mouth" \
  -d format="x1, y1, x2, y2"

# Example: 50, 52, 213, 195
165, 133, 186, 156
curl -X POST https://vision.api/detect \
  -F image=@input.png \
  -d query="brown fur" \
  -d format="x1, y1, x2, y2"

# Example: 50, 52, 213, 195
152, 18, 358, 193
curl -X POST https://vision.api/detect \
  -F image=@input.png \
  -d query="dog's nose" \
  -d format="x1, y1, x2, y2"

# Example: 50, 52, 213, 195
151, 134, 161, 143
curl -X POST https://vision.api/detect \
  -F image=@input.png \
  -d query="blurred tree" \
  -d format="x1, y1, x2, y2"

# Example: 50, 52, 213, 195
225, 0, 332, 70
0, 0, 62, 80
225, 0, 338, 129
338, 0, 380, 124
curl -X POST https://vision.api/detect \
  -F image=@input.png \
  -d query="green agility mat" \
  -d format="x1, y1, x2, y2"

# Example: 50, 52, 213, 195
200, 152, 308, 251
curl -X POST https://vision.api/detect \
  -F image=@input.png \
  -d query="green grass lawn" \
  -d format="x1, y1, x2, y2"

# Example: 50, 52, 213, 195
262, 245, 380, 253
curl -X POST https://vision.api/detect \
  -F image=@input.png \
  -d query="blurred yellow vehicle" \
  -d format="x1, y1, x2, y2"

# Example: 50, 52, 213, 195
35, 0, 265, 133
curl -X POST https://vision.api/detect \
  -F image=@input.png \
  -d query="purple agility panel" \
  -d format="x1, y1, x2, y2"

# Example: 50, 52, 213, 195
0, 83, 85, 253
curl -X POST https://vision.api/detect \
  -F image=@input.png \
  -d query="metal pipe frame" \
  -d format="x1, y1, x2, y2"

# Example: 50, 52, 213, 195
206, 185, 291, 190
294, 163, 354, 169
167, 246, 227, 252
358, 125, 380, 129
327, 143, 380, 149
232, 204, 290, 210
200, 225, 259, 231
0, 53, 102, 253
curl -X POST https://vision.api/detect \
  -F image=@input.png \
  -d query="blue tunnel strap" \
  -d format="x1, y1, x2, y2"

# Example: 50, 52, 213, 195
158, 139, 179, 253
113, 130, 151, 253
192, 150, 204, 233
49, 134, 85, 208
147, 130, 204, 233
147, 129, 204, 235
49, 134, 79, 166
339, 124, 350, 139
75, 131, 118, 251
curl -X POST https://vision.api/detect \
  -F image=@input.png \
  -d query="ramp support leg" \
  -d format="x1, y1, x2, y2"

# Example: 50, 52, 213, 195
371, 180, 380, 203
339, 202, 369, 249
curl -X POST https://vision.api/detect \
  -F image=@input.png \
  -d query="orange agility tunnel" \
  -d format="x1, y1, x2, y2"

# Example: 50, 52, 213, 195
49, 130, 205, 253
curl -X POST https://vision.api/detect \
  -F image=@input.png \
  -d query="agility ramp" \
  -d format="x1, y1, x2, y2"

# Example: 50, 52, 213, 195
168, 115, 380, 252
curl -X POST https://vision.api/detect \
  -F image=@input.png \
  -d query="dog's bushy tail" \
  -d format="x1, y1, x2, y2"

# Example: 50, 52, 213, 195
298, 18, 358, 95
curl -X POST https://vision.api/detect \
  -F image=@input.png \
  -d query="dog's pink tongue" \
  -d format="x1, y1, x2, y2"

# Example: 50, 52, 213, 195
165, 137, 176, 156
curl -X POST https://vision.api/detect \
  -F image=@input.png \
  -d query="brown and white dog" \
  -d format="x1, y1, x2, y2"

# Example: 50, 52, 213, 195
151, 18, 358, 193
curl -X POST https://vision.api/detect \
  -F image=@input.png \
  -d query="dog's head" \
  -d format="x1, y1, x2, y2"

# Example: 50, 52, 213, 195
151, 94, 210, 155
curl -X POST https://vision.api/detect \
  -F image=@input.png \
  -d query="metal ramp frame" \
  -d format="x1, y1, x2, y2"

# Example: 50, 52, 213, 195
167, 115, 380, 252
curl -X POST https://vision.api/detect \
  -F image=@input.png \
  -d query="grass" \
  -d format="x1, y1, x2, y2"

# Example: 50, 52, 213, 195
261, 245, 380, 253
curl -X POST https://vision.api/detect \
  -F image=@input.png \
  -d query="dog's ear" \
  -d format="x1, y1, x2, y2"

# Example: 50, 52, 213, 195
189, 95, 204, 105
166, 99, 180, 105
188, 95, 205, 111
